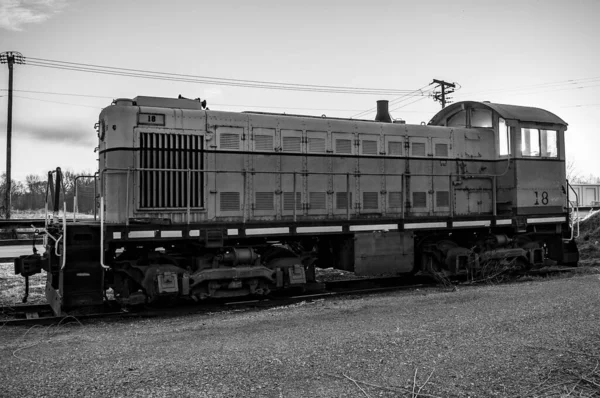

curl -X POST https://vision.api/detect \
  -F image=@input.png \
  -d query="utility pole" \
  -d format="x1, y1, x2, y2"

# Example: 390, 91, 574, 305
0, 51, 24, 219
431, 79, 456, 109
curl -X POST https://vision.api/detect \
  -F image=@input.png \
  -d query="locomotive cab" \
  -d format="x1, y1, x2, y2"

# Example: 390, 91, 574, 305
430, 101, 568, 217
430, 101, 576, 264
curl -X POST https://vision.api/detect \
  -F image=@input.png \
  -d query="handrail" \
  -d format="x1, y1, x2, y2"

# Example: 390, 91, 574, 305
42, 168, 67, 269
101, 166, 453, 177
567, 181, 580, 239
73, 174, 98, 222
99, 196, 109, 269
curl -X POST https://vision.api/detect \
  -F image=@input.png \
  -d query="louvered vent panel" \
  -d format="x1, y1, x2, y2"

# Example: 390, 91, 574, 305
412, 192, 427, 208
220, 192, 240, 211
139, 132, 203, 209
255, 192, 274, 210
412, 142, 426, 156
309, 137, 326, 153
309, 192, 326, 209
254, 135, 273, 151
389, 192, 402, 208
336, 139, 352, 154
336, 192, 352, 209
435, 143, 449, 157
388, 141, 402, 156
283, 136, 302, 152
220, 133, 239, 150
362, 192, 379, 209
283, 192, 302, 210
362, 140, 377, 155
436, 191, 450, 207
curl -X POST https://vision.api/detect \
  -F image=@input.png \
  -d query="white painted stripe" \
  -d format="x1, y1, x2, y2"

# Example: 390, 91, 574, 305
189, 230, 200, 237
453, 220, 491, 227
245, 227, 289, 235
227, 229, 238, 236
161, 230, 182, 238
527, 216, 566, 224
404, 222, 447, 229
350, 224, 398, 232
129, 231, 155, 238
297, 226, 343, 233
112, 232, 122, 239
496, 219, 512, 225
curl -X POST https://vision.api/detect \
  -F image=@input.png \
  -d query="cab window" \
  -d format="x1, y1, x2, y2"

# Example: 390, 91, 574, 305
540, 129, 557, 157
471, 109, 492, 128
499, 118, 511, 156
521, 128, 540, 156
520, 128, 558, 158
447, 110, 467, 127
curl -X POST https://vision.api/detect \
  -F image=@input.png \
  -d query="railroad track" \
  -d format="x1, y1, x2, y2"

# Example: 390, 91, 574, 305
1, 277, 435, 326
0, 266, 580, 327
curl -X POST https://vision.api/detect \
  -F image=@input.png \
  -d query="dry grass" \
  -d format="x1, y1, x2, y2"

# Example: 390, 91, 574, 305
7, 209, 95, 220
2, 274, 600, 397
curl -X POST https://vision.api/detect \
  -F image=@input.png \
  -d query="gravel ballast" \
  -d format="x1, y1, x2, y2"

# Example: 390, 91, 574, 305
1, 274, 600, 397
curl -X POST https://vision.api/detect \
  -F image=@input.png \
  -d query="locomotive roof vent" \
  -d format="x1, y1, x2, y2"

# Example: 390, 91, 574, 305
375, 100, 392, 123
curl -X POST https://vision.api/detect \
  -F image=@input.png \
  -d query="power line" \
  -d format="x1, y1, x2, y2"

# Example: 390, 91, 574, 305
351, 83, 435, 118
12, 95, 102, 109
560, 103, 600, 108
0, 89, 366, 112
390, 95, 430, 112
455, 76, 600, 98
23, 56, 424, 96
0, 88, 113, 99
0, 88, 377, 113
28, 57, 414, 92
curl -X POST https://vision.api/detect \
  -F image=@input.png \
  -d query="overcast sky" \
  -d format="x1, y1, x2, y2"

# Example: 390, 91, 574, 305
0, 0, 599, 181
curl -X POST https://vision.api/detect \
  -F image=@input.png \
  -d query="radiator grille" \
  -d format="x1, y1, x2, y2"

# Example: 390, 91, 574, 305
254, 135, 273, 151
362, 192, 378, 209
435, 143, 449, 157
336, 192, 352, 209
139, 132, 203, 209
336, 139, 352, 154
220, 192, 240, 211
362, 140, 377, 155
220, 133, 239, 149
309, 137, 326, 153
412, 142, 426, 156
283, 136, 302, 152
283, 192, 302, 210
412, 192, 427, 208
388, 141, 402, 156
309, 192, 326, 209
389, 192, 402, 208
255, 192, 274, 210
436, 191, 450, 207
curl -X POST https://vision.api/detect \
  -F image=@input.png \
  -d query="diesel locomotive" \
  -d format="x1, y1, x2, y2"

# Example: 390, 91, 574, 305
14, 96, 579, 315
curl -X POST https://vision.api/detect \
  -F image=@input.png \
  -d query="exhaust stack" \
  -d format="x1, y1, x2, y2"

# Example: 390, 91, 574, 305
375, 100, 392, 123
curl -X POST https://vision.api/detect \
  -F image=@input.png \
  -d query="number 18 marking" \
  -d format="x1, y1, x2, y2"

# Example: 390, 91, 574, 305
534, 191, 549, 205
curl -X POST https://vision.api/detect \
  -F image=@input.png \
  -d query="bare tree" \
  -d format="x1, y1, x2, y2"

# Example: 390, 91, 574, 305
566, 159, 582, 182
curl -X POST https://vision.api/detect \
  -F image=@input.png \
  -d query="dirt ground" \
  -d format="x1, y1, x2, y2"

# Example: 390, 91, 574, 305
1, 270, 600, 397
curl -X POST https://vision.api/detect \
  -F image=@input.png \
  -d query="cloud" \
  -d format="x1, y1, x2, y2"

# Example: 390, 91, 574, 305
17, 120, 97, 147
0, 0, 68, 31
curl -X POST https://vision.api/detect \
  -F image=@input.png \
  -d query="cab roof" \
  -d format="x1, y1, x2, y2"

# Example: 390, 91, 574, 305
429, 101, 567, 127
